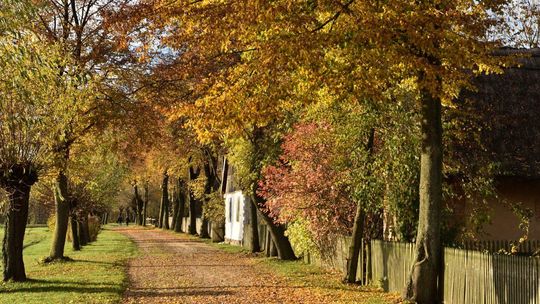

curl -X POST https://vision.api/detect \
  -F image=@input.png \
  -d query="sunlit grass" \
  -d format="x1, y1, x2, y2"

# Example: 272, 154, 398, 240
205, 238, 397, 303
0, 225, 137, 304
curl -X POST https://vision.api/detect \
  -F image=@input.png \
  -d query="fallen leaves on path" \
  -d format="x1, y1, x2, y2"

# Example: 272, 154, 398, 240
116, 227, 398, 304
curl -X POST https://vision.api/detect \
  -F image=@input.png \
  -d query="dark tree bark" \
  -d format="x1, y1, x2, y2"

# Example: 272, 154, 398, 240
174, 179, 186, 233
404, 88, 443, 304
188, 165, 200, 235
251, 185, 296, 260
70, 215, 80, 251
248, 200, 261, 252
265, 229, 272, 257
1, 164, 37, 282
78, 217, 88, 246
48, 171, 70, 260
270, 238, 278, 257
143, 182, 149, 226
245, 127, 295, 260
82, 216, 91, 242
345, 128, 375, 284
161, 172, 170, 230
171, 186, 179, 231
78, 214, 91, 245
158, 171, 168, 228
200, 156, 219, 239
134, 184, 144, 225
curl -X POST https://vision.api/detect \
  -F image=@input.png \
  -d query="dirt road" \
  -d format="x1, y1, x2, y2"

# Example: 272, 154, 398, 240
116, 227, 392, 304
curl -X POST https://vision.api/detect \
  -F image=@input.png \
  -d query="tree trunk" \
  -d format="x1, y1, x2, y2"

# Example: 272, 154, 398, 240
251, 185, 295, 260
143, 182, 149, 226
70, 216, 80, 251
174, 179, 185, 233
83, 217, 91, 242
161, 172, 170, 230
2, 175, 33, 282
48, 171, 70, 260
134, 185, 143, 225
345, 207, 366, 283
403, 90, 443, 304
78, 218, 88, 246
199, 155, 219, 239
188, 166, 200, 235
270, 238, 278, 257
200, 218, 210, 238
171, 186, 179, 231
248, 199, 260, 252
345, 128, 375, 284
265, 229, 271, 257
158, 172, 168, 228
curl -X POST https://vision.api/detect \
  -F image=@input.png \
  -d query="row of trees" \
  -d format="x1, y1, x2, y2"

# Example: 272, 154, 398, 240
0, 0, 147, 281
112, 1, 538, 303
2, 1, 538, 304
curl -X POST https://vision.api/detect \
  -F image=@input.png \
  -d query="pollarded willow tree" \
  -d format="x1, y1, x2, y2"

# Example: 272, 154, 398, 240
0, 1, 97, 281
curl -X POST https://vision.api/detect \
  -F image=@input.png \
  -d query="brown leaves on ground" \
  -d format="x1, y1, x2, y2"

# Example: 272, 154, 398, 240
117, 227, 398, 304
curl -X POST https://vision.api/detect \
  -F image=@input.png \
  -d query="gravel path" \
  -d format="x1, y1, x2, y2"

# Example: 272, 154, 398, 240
116, 226, 392, 304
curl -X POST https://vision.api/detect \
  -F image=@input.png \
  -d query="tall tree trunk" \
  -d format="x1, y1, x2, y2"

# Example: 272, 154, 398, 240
248, 199, 261, 252
345, 128, 375, 283
134, 184, 143, 225
201, 151, 220, 240
403, 89, 443, 304
143, 182, 149, 226
251, 185, 295, 260
171, 186, 179, 231
48, 171, 70, 260
1, 168, 35, 282
70, 215, 80, 251
188, 166, 200, 235
174, 179, 185, 233
161, 171, 170, 230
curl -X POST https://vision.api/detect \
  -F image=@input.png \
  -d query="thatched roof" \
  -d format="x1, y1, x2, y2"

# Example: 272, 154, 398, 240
461, 49, 540, 178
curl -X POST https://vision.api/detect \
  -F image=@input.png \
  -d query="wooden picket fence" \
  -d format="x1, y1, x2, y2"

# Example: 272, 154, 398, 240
462, 240, 540, 255
303, 236, 369, 283
371, 240, 540, 304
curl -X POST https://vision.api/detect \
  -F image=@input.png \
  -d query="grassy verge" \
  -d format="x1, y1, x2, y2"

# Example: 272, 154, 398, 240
0, 225, 137, 304
206, 241, 398, 304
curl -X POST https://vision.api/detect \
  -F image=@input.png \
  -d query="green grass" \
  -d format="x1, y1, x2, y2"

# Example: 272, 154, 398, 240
0, 225, 137, 304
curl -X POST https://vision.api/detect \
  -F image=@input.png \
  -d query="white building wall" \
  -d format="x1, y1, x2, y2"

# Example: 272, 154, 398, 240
224, 191, 246, 243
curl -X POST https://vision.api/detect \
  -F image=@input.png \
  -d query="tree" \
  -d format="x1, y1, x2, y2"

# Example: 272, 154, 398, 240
0, 2, 94, 280
134, 0, 511, 290
35, 0, 147, 261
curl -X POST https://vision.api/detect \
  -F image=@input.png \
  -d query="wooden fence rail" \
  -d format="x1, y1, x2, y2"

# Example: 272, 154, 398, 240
370, 240, 540, 304
462, 240, 540, 254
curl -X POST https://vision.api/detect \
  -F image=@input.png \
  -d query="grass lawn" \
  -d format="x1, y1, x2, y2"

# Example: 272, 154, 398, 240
0, 224, 137, 304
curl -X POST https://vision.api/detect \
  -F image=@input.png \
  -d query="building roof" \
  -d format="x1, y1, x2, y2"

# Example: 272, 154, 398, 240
460, 49, 540, 178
